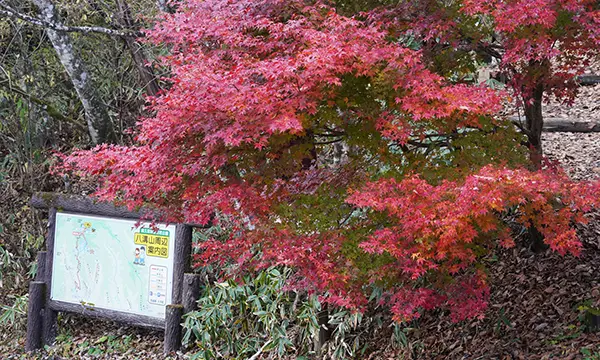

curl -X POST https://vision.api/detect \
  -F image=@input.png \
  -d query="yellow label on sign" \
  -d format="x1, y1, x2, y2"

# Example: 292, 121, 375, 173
134, 233, 169, 258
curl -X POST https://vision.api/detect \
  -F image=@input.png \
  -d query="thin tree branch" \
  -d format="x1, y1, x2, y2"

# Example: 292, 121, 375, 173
337, 208, 355, 229
314, 138, 344, 145
314, 132, 346, 137
407, 139, 450, 148
0, 4, 142, 37
0, 79, 87, 130
247, 340, 272, 360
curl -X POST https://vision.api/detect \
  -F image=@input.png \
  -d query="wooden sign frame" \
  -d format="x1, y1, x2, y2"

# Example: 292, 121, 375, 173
27, 193, 206, 354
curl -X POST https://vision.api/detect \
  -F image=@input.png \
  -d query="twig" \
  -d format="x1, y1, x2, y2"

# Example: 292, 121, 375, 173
337, 208, 355, 229
0, 4, 142, 38
314, 138, 344, 145
0, 79, 87, 130
247, 340, 272, 360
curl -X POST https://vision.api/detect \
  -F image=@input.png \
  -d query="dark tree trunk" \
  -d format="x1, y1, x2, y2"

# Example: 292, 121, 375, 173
524, 82, 544, 170
523, 80, 549, 252
116, 0, 161, 97
528, 223, 549, 253
316, 305, 332, 353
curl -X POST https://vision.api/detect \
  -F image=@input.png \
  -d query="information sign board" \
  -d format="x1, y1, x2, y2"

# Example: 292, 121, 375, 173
51, 212, 177, 319
28, 193, 201, 353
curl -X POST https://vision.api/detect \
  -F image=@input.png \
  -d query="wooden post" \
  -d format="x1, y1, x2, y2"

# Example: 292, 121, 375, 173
26, 281, 46, 351
591, 314, 600, 331
182, 273, 202, 314
315, 305, 332, 354
29, 193, 212, 350
164, 304, 184, 354
43, 208, 58, 346
172, 225, 192, 305
35, 251, 47, 281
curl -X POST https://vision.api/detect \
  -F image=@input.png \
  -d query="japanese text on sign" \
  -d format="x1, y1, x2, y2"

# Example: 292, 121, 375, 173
134, 228, 169, 258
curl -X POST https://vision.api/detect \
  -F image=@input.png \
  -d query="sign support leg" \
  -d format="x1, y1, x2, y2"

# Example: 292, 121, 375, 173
43, 208, 58, 346
42, 308, 58, 346
315, 305, 332, 355
35, 251, 47, 281
25, 281, 46, 351
164, 304, 183, 354
182, 273, 202, 314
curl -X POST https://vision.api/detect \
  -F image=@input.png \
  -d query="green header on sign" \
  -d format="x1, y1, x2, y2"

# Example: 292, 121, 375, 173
139, 227, 170, 237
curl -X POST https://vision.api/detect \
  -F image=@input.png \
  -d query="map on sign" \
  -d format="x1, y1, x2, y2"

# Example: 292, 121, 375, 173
51, 212, 176, 319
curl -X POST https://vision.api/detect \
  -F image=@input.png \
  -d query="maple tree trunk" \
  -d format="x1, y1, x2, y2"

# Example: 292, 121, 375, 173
302, 138, 317, 170
524, 83, 544, 170
527, 223, 549, 253
524, 82, 550, 252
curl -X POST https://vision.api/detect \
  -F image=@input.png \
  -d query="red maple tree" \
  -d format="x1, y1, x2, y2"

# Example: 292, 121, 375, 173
60, 0, 600, 322
370, 0, 600, 165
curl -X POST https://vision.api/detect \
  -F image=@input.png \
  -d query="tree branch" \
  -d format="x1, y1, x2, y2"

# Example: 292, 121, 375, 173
508, 115, 531, 137
314, 138, 344, 145
247, 340, 271, 360
0, 79, 87, 130
0, 4, 142, 37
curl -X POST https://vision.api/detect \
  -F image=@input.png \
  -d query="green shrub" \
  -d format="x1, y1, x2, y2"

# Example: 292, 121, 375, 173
0, 294, 28, 330
183, 267, 320, 359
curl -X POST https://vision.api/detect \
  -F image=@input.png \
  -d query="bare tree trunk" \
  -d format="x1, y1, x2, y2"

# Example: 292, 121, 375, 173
157, 0, 176, 13
32, 0, 115, 144
524, 80, 549, 253
116, 0, 161, 97
524, 82, 544, 170
156, 0, 169, 12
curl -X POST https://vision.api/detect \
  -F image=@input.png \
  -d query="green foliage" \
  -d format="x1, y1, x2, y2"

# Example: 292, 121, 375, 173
393, 118, 528, 184
0, 294, 28, 330
323, 291, 418, 359
581, 346, 600, 360
183, 267, 320, 359
0, 246, 23, 289
546, 324, 581, 346
577, 300, 600, 333
328, 310, 370, 359
183, 268, 410, 360
0, 232, 44, 290
493, 307, 513, 335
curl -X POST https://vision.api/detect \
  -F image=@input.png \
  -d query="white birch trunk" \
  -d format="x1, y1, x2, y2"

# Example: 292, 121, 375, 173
157, 0, 169, 13
32, 0, 113, 144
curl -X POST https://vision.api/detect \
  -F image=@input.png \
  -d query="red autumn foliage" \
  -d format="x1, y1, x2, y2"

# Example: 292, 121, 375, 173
60, 0, 600, 322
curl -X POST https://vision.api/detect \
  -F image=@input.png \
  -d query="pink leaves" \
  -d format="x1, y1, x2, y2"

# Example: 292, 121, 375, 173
349, 166, 598, 264
348, 166, 600, 321
445, 272, 490, 322
389, 288, 441, 322
493, 0, 558, 33
141, 0, 507, 150
58, 0, 600, 325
